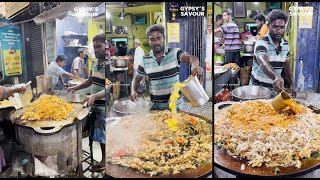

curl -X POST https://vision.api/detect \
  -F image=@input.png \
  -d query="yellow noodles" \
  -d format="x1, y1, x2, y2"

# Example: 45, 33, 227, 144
107, 110, 212, 176
21, 95, 75, 121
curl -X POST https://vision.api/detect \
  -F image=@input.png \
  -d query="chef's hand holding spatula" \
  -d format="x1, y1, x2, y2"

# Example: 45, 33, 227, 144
83, 90, 105, 108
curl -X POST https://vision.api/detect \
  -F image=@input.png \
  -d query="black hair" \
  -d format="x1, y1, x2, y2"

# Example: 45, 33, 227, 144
253, 14, 266, 23
56, 55, 67, 62
77, 48, 85, 56
267, 9, 288, 24
264, 8, 272, 16
146, 24, 165, 37
216, 14, 223, 21
222, 8, 232, 16
93, 33, 106, 44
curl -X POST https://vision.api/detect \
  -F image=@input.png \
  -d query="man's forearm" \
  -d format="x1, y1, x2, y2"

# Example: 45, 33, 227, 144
257, 54, 279, 80
74, 77, 92, 91
284, 59, 294, 87
132, 75, 143, 94
60, 76, 65, 85
73, 69, 79, 77
93, 90, 105, 100
67, 73, 81, 81
214, 28, 221, 33
190, 55, 200, 67
5, 86, 21, 99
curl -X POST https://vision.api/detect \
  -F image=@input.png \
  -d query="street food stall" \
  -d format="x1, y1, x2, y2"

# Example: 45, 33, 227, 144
214, 2, 320, 178
105, 74, 212, 178
0, 76, 90, 177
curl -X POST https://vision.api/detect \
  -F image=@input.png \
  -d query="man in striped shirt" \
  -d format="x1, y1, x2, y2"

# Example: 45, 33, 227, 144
214, 9, 241, 66
68, 34, 107, 171
249, 10, 296, 98
130, 24, 204, 110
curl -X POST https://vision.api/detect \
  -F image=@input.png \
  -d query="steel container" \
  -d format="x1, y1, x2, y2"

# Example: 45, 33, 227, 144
36, 75, 54, 95
180, 75, 209, 107
243, 41, 255, 53
113, 58, 128, 68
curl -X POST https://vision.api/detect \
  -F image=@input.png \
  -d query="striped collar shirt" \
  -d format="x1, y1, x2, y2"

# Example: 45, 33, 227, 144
90, 59, 106, 112
137, 46, 186, 110
220, 21, 241, 51
250, 33, 290, 90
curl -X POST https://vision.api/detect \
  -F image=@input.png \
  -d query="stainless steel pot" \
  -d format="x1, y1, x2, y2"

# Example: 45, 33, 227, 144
243, 44, 254, 53
113, 58, 128, 68
243, 42, 255, 53
231, 85, 272, 101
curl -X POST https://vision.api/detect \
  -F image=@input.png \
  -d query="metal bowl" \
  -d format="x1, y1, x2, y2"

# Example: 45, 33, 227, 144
112, 99, 153, 117
68, 80, 82, 87
214, 66, 228, 75
231, 86, 272, 101
70, 94, 87, 103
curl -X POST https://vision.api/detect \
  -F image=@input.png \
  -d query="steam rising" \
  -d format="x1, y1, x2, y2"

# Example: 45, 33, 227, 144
106, 114, 160, 157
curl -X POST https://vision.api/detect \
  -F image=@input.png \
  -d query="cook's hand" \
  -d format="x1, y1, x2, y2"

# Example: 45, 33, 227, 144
191, 65, 204, 84
17, 85, 27, 94
130, 92, 138, 102
67, 87, 76, 94
273, 76, 284, 93
84, 95, 96, 106
291, 87, 297, 99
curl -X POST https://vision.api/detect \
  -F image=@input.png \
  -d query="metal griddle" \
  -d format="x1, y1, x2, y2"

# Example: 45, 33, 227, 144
9, 94, 87, 134
105, 111, 213, 178
214, 101, 320, 177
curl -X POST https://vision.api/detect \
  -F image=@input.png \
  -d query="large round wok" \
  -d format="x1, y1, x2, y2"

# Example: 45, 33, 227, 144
214, 101, 320, 177
9, 93, 89, 134
105, 111, 212, 178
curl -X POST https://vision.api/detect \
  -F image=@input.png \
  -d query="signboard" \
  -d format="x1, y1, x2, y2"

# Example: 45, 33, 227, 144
167, 23, 180, 43
0, 19, 24, 77
299, 7, 313, 29
5, 2, 29, 18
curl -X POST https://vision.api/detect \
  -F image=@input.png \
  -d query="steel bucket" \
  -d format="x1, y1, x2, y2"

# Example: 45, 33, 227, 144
36, 75, 54, 95
180, 75, 209, 107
